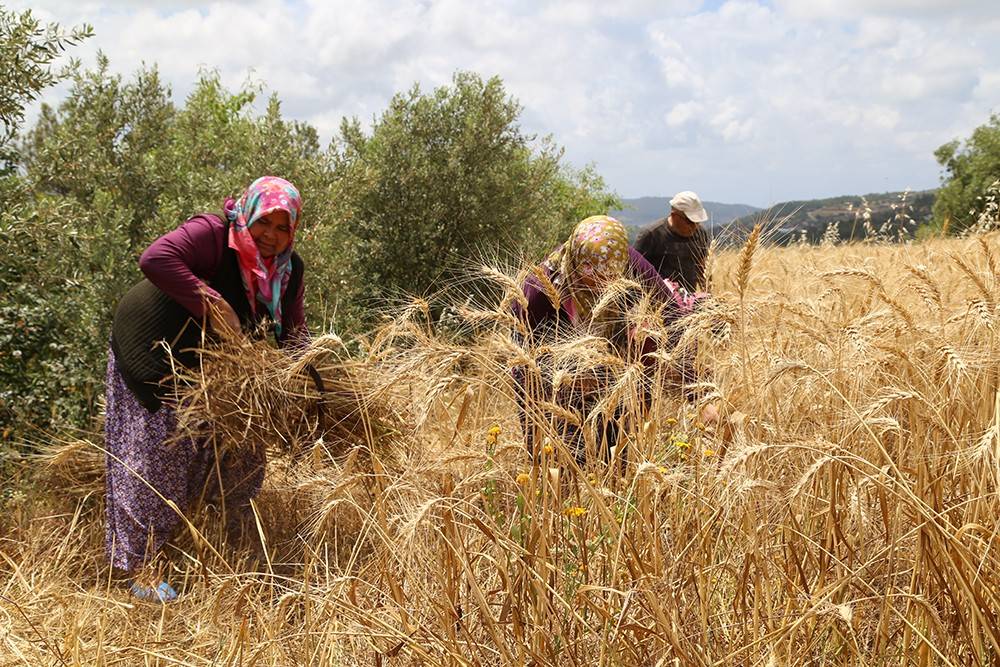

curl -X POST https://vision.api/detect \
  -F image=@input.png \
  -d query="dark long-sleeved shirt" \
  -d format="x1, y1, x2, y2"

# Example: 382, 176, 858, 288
634, 218, 709, 291
139, 213, 306, 344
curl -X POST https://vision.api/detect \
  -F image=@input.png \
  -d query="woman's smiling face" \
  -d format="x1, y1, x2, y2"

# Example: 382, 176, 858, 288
250, 210, 292, 258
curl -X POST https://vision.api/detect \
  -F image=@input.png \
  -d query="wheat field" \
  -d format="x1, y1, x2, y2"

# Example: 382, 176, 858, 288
3, 231, 1000, 666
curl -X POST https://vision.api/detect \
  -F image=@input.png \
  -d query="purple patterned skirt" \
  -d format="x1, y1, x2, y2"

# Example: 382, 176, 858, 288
104, 349, 265, 573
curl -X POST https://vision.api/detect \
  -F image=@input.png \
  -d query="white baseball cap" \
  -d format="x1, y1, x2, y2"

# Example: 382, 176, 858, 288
670, 191, 708, 224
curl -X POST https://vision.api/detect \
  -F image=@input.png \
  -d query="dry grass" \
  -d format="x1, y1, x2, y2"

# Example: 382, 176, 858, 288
4, 232, 1000, 665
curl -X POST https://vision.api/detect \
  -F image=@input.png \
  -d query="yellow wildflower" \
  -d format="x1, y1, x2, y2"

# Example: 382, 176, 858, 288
674, 440, 691, 450
665, 417, 677, 426
516, 472, 530, 485
563, 506, 588, 518
486, 423, 501, 446
542, 441, 553, 455
657, 466, 668, 475
703, 449, 715, 457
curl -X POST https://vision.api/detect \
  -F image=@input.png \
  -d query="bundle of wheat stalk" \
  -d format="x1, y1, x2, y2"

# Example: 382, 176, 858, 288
169, 332, 403, 462
31, 433, 107, 497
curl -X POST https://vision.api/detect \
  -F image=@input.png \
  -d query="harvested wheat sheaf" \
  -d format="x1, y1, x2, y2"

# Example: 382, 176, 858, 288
170, 332, 405, 462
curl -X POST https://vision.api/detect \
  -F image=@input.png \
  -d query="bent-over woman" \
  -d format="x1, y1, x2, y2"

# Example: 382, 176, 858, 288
512, 214, 708, 462
106, 176, 307, 601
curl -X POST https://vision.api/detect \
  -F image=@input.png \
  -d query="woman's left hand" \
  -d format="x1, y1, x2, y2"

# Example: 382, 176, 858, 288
700, 402, 720, 425
208, 300, 242, 340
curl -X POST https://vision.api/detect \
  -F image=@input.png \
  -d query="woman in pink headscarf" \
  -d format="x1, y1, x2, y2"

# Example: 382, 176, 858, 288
106, 176, 308, 602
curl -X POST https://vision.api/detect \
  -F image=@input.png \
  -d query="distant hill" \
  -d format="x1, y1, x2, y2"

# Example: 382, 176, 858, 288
613, 190, 936, 246
611, 197, 760, 233
720, 189, 936, 245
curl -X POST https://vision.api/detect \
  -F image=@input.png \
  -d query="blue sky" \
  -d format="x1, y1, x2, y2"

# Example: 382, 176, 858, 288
18, 0, 1000, 207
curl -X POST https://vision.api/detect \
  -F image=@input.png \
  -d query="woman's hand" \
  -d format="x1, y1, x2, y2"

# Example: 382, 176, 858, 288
699, 402, 720, 425
208, 299, 242, 339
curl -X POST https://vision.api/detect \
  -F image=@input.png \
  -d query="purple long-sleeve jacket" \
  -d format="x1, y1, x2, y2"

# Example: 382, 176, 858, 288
514, 246, 679, 332
139, 213, 306, 344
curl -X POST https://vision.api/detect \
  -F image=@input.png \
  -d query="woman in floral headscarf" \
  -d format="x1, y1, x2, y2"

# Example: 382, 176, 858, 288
516, 215, 674, 342
106, 176, 308, 602
513, 215, 700, 461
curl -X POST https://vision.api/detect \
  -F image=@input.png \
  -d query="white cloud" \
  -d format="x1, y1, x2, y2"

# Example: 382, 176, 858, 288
973, 71, 1000, 102
709, 98, 755, 142
776, 0, 997, 20
665, 101, 698, 128
12, 0, 1000, 205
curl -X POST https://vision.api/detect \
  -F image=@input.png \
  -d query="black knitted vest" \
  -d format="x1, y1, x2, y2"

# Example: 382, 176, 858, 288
110, 217, 303, 412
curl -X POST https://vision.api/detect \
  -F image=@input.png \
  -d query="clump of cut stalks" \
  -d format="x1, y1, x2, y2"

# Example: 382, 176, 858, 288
170, 332, 404, 462
31, 432, 106, 497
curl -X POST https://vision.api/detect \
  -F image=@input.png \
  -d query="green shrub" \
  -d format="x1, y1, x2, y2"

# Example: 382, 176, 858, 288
933, 113, 1000, 234
2, 60, 617, 440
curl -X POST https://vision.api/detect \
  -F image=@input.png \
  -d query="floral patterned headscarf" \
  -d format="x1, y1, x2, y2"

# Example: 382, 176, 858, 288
544, 215, 630, 320
224, 176, 303, 335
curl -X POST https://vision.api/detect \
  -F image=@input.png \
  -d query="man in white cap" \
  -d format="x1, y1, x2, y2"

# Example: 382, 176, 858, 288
634, 190, 710, 291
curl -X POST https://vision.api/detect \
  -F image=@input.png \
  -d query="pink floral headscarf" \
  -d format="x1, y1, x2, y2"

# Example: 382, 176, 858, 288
545, 215, 630, 320
224, 176, 302, 334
